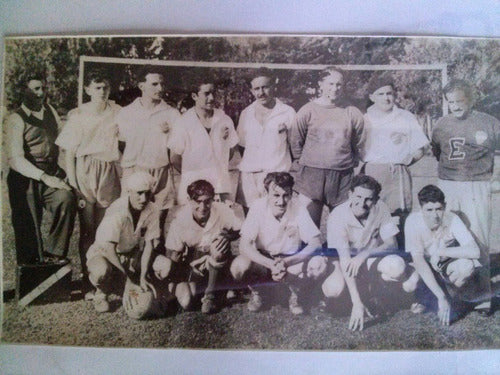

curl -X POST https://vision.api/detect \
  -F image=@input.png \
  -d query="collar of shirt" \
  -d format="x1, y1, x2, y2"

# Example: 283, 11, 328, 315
201, 204, 225, 235
110, 196, 156, 235
426, 211, 453, 239
187, 107, 227, 129
264, 197, 299, 226
21, 103, 46, 120
342, 200, 380, 230
132, 97, 172, 117
366, 105, 404, 125
249, 98, 289, 123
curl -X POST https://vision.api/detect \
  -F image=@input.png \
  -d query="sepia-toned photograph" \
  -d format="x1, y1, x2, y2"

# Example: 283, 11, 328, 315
2, 34, 500, 350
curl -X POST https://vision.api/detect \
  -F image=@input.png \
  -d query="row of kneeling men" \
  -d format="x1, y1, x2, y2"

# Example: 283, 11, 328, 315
86, 171, 490, 330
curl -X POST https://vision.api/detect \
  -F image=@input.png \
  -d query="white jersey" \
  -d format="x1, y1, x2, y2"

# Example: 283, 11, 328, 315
363, 105, 429, 164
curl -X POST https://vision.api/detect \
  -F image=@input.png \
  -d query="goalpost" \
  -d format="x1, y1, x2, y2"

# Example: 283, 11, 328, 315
78, 55, 449, 115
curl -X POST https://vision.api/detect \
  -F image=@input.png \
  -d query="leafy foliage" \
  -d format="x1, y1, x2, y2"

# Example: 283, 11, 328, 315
3, 36, 499, 125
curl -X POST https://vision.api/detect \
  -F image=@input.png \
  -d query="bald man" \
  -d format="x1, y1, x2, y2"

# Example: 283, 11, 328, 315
86, 171, 162, 318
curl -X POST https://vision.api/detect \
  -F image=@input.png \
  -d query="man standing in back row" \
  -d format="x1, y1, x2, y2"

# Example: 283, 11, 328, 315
290, 67, 366, 228
236, 69, 296, 214
362, 75, 429, 217
168, 78, 238, 204
431, 79, 499, 314
431, 79, 500, 252
116, 65, 180, 223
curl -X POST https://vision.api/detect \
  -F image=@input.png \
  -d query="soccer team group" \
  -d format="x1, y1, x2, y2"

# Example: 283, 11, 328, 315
5, 64, 499, 331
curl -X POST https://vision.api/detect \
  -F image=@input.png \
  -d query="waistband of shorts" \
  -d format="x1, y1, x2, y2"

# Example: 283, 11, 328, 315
298, 164, 354, 173
258, 248, 297, 259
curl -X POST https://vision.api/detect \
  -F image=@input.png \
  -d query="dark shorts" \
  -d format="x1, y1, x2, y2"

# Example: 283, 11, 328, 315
294, 165, 352, 208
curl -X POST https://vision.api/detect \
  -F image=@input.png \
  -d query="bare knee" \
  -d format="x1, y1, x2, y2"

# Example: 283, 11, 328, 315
230, 255, 252, 281
152, 255, 172, 280
322, 261, 345, 298
306, 256, 328, 280
176, 284, 192, 310
87, 256, 111, 286
447, 259, 475, 288
378, 255, 406, 282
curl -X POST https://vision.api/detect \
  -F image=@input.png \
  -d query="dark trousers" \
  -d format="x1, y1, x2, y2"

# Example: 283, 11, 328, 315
7, 169, 76, 265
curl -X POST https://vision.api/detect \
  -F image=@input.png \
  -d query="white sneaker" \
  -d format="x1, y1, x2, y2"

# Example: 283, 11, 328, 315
84, 289, 96, 301
289, 290, 304, 315
93, 290, 110, 313
247, 290, 262, 312
410, 302, 425, 314
226, 290, 237, 300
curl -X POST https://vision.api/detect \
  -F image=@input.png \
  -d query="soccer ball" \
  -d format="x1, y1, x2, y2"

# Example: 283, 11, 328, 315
122, 280, 154, 320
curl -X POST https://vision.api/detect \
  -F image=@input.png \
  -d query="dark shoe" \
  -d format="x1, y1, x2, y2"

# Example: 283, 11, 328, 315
475, 301, 492, 317
42, 252, 69, 265
476, 307, 492, 317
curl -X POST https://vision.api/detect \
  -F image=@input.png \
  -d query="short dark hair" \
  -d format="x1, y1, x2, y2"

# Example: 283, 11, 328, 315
350, 174, 381, 198
263, 172, 294, 192
190, 79, 216, 96
249, 67, 275, 85
84, 70, 110, 87
317, 66, 344, 84
442, 79, 474, 102
136, 65, 164, 83
367, 74, 395, 95
177, 95, 195, 112
418, 185, 445, 206
187, 180, 215, 200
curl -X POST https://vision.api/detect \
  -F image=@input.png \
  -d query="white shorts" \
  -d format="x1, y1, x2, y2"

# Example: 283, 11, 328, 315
236, 171, 268, 208
76, 155, 121, 208
363, 163, 412, 213
122, 165, 176, 210
437, 179, 491, 250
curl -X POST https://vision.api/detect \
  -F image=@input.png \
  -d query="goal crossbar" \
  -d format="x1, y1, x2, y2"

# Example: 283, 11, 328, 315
78, 55, 448, 114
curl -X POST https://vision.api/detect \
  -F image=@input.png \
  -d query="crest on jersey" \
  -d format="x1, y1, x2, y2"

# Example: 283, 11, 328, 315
475, 131, 488, 145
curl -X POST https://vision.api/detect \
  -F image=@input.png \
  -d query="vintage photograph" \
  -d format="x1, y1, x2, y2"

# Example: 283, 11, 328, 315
1, 35, 500, 350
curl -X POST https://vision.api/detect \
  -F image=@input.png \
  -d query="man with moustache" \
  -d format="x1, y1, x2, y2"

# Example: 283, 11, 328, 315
169, 79, 238, 203
236, 69, 296, 214
116, 65, 180, 223
432, 80, 500, 253
5, 76, 76, 265
431, 79, 499, 315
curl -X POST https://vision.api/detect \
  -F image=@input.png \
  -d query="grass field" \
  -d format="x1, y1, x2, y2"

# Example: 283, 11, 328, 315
2, 155, 500, 350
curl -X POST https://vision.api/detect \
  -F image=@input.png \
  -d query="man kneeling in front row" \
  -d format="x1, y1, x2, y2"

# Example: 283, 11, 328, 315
231, 172, 330, 315
405, 185, 490, 326
152, 180, 242, 314
86, 171, 163, 319
327, 174, 419, 331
